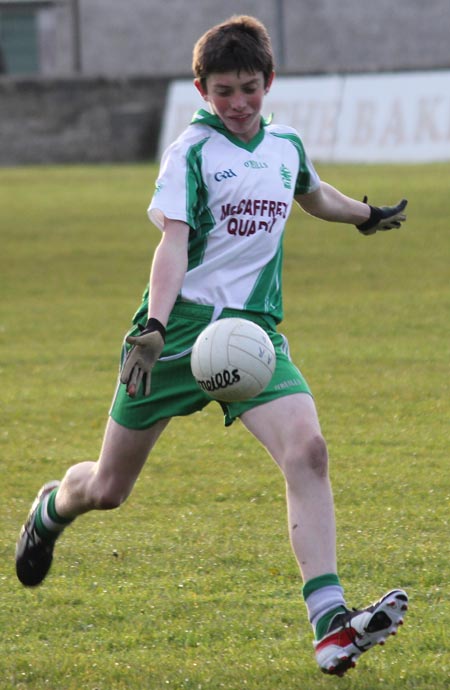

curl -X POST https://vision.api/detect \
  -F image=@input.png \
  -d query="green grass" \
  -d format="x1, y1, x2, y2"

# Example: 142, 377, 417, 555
0, 163, 449, 689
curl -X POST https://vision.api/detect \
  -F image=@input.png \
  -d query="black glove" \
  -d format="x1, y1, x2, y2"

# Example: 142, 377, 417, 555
356, 197, 408, 236
120, 318, 166, 398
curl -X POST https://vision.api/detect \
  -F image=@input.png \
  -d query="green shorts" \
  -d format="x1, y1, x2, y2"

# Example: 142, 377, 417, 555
110, 301, 312, 429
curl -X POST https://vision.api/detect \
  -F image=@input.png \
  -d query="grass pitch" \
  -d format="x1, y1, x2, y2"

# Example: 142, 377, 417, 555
0, 163, 449, 689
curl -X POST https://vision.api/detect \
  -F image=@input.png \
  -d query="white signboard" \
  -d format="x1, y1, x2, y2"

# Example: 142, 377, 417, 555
159, 71, 450, 163
263, 76, 342, 161
335, 71, 450, 162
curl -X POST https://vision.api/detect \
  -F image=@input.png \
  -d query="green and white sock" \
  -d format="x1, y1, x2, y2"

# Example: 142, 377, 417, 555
35, 489, 73, 542
303, 573, 347, 640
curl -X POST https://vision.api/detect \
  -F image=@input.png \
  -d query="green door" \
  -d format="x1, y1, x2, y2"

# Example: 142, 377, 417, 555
0, 9, 39, 74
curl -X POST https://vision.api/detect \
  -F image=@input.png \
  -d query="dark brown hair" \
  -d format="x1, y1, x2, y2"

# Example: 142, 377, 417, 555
192, 15, 274, 90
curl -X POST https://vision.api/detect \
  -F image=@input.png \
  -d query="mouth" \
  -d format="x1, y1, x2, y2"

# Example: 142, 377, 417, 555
228, 113, 253, 124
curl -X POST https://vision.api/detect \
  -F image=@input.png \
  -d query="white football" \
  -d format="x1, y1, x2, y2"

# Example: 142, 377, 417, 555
190, 317, 276, 402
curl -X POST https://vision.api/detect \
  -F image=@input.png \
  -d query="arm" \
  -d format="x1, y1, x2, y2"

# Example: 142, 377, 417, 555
147, 218, 190, 326
296, 182, 408, 235
120, 218, 190, 397
295, 181, 370, 224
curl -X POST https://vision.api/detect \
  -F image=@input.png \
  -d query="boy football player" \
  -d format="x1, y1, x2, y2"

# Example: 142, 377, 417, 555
16, 15, 408, 676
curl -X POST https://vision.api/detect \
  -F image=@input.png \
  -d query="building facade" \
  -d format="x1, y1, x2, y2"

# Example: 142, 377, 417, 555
1, 0, 449, 78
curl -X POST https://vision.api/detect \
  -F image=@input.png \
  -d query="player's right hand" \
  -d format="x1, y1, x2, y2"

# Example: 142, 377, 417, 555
120, 323, 165, 398
356, 197, 408, 235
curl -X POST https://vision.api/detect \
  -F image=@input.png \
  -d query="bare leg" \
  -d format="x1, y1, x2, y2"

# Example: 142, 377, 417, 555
55, 416, 170, 518
241, 393, 336, 582
241, 394, 409, 676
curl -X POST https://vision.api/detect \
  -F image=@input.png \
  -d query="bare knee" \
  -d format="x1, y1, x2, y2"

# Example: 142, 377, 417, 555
304, 434, 329, 477
281, 433, 329, 482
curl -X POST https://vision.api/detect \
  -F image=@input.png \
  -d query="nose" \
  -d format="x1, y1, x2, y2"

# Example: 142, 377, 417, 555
229, 92, 246, 111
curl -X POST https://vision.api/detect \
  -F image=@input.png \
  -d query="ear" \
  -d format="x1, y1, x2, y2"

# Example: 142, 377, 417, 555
265, 71, 275, 94
194, 79, 209, 101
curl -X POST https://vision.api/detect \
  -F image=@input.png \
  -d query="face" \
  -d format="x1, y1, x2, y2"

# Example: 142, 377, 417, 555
195, 70, 274, 143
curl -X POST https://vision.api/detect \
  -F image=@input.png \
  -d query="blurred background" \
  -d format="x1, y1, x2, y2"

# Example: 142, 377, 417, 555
1, 0, 450, 163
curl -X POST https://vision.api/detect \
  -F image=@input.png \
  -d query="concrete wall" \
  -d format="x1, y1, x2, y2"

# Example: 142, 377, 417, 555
282, 0, 450, 74
41, 0, 450, 77
0, 76, 167, 164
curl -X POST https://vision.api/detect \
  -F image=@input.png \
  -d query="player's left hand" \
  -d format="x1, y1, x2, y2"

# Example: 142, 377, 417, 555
356, 197, 408, 236
120, 319, 166, 398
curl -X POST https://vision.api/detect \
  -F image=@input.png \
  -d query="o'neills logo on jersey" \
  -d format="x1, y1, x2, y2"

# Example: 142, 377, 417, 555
221, 198, 289, 237
196, 368, 241, 393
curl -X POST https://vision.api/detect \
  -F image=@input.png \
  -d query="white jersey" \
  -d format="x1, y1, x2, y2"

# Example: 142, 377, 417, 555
148, 109, 320, 323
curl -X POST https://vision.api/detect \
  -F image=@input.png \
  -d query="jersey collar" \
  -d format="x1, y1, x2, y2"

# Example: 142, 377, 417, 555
190, 109, 272, 152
